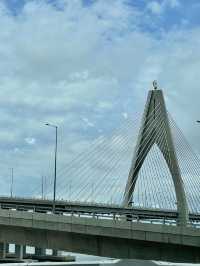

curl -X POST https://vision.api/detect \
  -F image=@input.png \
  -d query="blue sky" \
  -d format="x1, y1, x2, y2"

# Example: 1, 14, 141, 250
0, 0, 199, 207
4, 0, 200, 32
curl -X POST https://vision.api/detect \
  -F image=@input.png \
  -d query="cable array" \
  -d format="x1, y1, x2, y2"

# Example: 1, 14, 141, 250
169, 115, 200, 213
2, 102, 200, 215
25, 111, 143, 203
52, 103, 164, 205
55, 114, 140, 204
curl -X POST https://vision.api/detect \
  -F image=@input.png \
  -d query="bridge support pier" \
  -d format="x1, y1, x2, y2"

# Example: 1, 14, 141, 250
6, 243, 9, 254
52, 250, 58, 256
0, 243, 6, 259
35, 247, 46, 256
15, 245, 23, 260
23, 246, 26, 257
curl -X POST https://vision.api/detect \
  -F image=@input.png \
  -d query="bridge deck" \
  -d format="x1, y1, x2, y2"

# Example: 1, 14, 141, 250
0, 196, 199, 222
0, 208, 199, 262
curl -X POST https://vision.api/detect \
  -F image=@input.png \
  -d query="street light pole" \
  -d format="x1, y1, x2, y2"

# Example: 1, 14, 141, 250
54, 125, 58, 213
10, 168, 13, 198
45, 123, 58, 214
41, 176, 44, 200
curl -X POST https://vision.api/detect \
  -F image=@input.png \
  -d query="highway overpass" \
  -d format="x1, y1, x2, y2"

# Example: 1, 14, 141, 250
0, 196, 200, 222
0, 208, 199, 263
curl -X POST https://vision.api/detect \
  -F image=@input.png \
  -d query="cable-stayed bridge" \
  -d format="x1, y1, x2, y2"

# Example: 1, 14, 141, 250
0, 86, 200, 262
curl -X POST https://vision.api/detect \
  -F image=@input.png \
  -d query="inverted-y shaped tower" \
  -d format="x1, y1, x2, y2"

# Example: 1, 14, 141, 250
123, 82, 188, 226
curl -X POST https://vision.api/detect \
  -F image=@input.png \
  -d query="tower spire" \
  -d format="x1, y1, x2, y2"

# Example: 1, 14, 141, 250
123, 84, 188, 226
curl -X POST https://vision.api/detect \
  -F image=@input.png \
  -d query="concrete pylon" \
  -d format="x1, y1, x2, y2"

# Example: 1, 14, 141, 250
35, 247, 46, 256
0, 243, 7, 259
23, 246, 26, 257
6, 243, 9, 254
15, 245, 23, 260
123, 88, 189, 226
52, 250, 58, 256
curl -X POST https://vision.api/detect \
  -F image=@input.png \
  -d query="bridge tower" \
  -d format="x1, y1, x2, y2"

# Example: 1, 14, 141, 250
123, 82, 189, 226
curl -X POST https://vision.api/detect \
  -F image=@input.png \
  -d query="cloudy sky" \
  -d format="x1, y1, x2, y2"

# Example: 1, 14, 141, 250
0, 0, 200, 201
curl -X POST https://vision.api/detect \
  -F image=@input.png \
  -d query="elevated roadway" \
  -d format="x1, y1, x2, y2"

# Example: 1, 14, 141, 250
0, 208, 199, 262
0, 196, 199, 222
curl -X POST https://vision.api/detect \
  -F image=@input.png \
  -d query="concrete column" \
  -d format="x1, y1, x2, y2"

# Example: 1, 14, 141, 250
52, 250, 58, 256
15, 245, 23, 260
0, 243, 7, 259
35, 247, 46, 256
23, 246, 26, 257
6, 244, 9, 254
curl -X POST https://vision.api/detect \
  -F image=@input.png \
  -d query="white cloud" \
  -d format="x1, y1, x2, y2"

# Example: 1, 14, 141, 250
147, 1, 163, 15
69, 71, 89, 81
122, 112, 128, 119
147, 0, 180, 15
167, 0, 180, 8
25, 137, 36, 145
81, 117, 95, 128
97, 101, 113, 110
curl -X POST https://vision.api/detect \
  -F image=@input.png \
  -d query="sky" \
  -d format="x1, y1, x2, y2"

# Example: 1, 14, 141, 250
0, 0, 200, 203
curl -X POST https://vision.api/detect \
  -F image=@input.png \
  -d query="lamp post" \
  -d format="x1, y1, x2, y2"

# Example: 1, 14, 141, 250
10, 168, 13, 198
41, 176, 44, 200
45, 123, 58, 214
